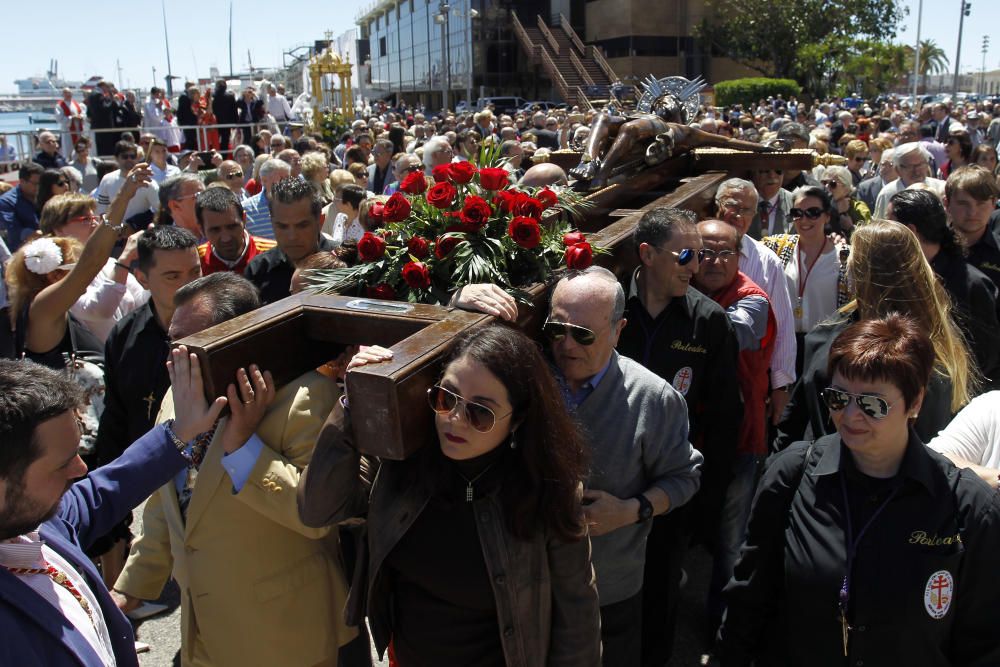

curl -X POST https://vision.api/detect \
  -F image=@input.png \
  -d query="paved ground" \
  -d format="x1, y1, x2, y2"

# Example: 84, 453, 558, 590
128, 500, 715, 666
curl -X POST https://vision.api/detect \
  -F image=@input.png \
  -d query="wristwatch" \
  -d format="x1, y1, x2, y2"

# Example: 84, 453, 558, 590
634, 494, 654, 524
101, 216, 127, 236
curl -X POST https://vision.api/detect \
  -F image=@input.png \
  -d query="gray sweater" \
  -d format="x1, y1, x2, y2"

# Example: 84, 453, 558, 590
576, 351, 703, 605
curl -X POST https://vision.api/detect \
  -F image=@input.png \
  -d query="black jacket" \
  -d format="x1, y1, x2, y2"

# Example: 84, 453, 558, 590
774, 316, 954, 450
244, 236, 336, 305
722, 433, 1000, 667
176, 92, 198, 126
967, 218, 1000, 295
212, 89, 239, 124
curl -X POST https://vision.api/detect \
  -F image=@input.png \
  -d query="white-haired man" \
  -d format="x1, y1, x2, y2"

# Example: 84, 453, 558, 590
872, 142, 944, 219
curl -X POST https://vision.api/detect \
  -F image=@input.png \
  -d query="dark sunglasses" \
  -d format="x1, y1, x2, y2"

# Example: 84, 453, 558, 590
402, 165, 422, 173
542, 320, 597, 346
821, 180, 841, 188
790, 207, 825, 220
671, 248, 707, 266
822, 387, 893, 420
56, 181, 68, 187
225, 171, 244, 179
119, 153, 138, 160
427, 385, 510, 433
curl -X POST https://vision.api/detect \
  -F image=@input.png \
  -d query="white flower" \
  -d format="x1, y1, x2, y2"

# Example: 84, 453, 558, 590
22, 238, 64, 276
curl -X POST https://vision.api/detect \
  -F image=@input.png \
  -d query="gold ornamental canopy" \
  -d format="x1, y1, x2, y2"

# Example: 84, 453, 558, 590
309, 32, 354, 122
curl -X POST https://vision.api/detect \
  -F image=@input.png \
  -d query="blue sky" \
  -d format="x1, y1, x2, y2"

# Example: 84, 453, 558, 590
0, 0, 997, 94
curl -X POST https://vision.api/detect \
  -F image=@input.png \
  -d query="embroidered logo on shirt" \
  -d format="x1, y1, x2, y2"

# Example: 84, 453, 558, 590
924, 570, 954, 619
670, 340, 707, 354
908, 531, 962, 547
672, 366, 694, 395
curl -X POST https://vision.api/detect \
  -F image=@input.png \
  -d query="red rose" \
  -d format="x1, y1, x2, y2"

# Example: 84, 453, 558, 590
432, 164, 452, 183
367, 202, 386, 227
562, 231, 586, 246
356, 232, 387, 262
537, 187, 559, 208
493, 189, 518, 213
401, 261, 432, 289
513, 194, 544, 219
565, 242, 593, 270
384, 192, 412, 223
399, 170, 427, 195
407, 236, 430, 259
426, 181, 457, 209
435, 234, 462, 259
507, 216, 542, 249
460, 195, 492, 231
478, 167, 509, 191
448, 160, 477, 184
366, 283, 396, 300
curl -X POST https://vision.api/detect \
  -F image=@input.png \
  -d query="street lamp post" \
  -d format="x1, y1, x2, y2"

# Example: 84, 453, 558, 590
952, 0, 971, 93
982, 36, 990, 95
435, 2, 452, 110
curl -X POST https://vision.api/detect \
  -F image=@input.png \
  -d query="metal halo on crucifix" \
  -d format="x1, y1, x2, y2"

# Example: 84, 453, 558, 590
635, 75, 706, 124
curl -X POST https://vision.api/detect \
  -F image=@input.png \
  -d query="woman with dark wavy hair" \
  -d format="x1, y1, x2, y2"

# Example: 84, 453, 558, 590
298, 322, 601, 666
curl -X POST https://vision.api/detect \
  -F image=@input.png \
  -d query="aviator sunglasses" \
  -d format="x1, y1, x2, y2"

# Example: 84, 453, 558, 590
822, 387, 894, 420
427, 385, 511, 433
670, 248, 707, 266
542, 319, 597, 346
789, 207, 825, 220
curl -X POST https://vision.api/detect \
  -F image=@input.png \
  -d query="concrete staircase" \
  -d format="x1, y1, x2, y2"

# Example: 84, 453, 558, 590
511, 12, 617, 110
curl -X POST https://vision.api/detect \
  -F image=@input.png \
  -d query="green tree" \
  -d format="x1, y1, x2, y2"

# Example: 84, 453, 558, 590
697, 0, 906, 85
914, 39, 949, 92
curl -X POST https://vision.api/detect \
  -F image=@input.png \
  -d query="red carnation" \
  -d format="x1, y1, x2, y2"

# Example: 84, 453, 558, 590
367, 202, 386, 227
565, 241, 593, 270
407, 236, 430, 259
478, 167, 509, 191
401, 261, 432, 289
507, 216, 542, 249
366, 283, 396, 300
384, 192, 412, 223
432, 164, 452, 183
448, 160, 477, 184
356, 232, 387, 262
399, 170, 427, 194
562, 231, 586, 246
426, 181, 457, 209
513, 193, 544, 219
460, 195, 492, 231
537, 187, 559, 208
435, 234, 462, 259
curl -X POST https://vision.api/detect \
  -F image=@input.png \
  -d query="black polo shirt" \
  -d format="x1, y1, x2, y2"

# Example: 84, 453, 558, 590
95, 300, 170, 466
722, 433, 1000, 666
967, 219, 1000, 292
244, 235, 336, 304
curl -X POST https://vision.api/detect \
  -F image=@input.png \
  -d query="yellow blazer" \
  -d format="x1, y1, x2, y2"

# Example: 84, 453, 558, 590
115, 371, 355, 666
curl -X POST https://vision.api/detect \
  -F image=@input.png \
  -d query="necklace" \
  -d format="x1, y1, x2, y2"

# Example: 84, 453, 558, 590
2, 562, 93, 622
455, 462, 499, 502
794, 237, 829, 321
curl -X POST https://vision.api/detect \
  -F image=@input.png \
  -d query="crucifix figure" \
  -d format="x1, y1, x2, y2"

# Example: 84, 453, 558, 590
143, 392, 158, 421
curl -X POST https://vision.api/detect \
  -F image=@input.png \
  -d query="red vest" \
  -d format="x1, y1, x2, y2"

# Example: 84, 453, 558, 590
58, 99, 84, 144
712, 272, 777, 456
198, 234, 275, 276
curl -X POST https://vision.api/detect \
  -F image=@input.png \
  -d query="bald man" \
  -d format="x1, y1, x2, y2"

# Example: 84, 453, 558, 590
519, 162, 568, 188
34, 131, 67, 170
216, 160, 247, 197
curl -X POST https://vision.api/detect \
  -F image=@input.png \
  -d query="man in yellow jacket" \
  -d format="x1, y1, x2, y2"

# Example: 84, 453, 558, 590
111, 273, 355, 666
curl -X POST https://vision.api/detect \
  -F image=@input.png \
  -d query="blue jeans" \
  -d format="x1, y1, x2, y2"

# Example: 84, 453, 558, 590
708, 452, 762, 633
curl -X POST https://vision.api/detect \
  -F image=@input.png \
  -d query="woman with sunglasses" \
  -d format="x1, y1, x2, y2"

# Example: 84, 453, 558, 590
299, 323, 601, 666
775, 220, 977, 451
939, 130, 973, 180
821, 166, 871, 241
763, 185, 850, 374
35, 168, 71, 214
722, 314, 1000, 666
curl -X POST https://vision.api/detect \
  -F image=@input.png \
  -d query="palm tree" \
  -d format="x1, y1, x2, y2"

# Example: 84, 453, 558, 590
916, 40, 949, 92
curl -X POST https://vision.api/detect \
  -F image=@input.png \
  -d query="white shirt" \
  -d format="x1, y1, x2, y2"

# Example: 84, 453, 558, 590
95, 170, 160, 221
782, 241, 840, 333
71, 258, 150, 342
872, 176, 945, 219
0, 532, 117, 665
928, 391, 1000, 469
739, 235, 797, 388
150, 162, 181, 184
265, 94, 294, 122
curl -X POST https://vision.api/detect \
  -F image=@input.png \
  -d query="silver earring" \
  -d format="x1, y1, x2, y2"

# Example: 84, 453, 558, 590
510, 429, 518, 449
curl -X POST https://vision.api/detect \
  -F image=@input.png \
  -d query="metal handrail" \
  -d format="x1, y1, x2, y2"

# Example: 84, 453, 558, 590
558, 14, 586, 54
569, 51, 595, 87
588, 45, 617, 83
536, 16, 560, 56
510, 11, 538, 64
537, 50, 572, 105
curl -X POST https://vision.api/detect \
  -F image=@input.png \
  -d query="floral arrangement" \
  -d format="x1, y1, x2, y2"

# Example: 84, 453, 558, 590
306, 159, 599, 304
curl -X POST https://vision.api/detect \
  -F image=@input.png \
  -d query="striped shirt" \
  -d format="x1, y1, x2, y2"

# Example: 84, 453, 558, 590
739, 235, 797, 388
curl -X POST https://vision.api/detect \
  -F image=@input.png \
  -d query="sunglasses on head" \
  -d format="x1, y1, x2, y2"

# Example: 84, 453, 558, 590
542, 320, 597, 346
427, 384, 510, 433
822, 387, 893, 420
790, 207, 825, 220
670, 248, 707, 266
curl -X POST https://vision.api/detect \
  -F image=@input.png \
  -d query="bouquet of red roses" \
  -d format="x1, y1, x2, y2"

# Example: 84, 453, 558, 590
305, 160, 599, 304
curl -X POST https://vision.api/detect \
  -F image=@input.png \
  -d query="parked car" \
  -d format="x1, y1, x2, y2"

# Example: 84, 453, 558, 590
455, 100, 473, 113
517, 100, 564, 114
476, 96, 529, 115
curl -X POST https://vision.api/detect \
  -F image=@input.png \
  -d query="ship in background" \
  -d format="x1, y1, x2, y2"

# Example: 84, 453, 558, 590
2, 60, 102, 111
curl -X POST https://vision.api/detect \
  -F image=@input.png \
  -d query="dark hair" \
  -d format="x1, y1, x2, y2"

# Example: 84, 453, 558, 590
409, 323, 588, 541
388, 126, 406, 154
337, 183, 367, 210
945, 164, 1000, 202
0, 359, 82, 483
972, 144, 998, 169
113, 140, 137, 158
946, 130, 974, 162
173, 272, 261, 324
828, 314, 935, 411
344, 145, 366, 166
776, 122, 809, 145
919, 123, 936, 139
889, 189, 963, 257
633, 206, 697, 256
792, 184, 836, 216
195, 187, 244, 228
136, 224, 199, 272
269, 176, 324, 219
292, 137, 313, 155
18, 161, 44, 181
96, 160, 118, 181
36, 169, 67, 212
157, 173, 203, 225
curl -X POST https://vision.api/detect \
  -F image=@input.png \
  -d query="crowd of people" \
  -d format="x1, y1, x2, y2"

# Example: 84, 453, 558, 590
1, 86, 1000, 667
